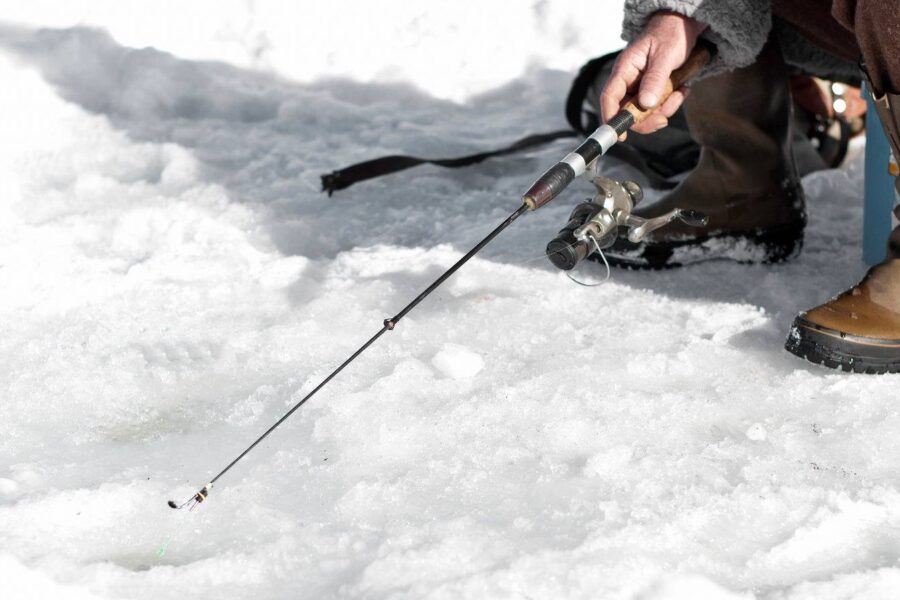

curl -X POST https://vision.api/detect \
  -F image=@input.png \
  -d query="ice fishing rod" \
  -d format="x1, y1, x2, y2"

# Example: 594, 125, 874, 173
169, 41, 714, 511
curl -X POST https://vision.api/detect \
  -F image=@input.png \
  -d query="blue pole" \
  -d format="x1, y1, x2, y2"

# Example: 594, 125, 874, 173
863, 85, 896, 265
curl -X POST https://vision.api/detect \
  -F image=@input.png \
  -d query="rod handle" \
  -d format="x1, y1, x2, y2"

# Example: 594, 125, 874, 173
619, 39, 715, 127
522, 41, 714, 212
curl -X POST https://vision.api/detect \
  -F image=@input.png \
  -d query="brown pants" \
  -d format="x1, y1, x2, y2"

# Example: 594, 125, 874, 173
774, 0, 900, 258
773, 0, 900, 96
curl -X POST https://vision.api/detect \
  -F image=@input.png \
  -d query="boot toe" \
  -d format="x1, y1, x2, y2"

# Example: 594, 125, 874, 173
785, 316, 900, 374
785, 294, 900, 374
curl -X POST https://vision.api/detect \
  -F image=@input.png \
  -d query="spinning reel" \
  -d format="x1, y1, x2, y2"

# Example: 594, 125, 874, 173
545, 168, 708, 271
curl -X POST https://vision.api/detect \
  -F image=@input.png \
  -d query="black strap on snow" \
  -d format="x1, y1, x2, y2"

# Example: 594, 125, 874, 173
320, 129, 578, 195
318, 58, 607, 196
320, 49, 684, 195
318, 60, 603, 196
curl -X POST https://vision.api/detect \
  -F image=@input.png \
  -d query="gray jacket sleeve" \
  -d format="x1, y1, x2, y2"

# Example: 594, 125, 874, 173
621, 0, 772, 76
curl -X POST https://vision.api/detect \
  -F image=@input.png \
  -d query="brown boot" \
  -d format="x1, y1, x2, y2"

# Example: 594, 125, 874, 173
605, 36, 806, 269
786, 82, 900, 373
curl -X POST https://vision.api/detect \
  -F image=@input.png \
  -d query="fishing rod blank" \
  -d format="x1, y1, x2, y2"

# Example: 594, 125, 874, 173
169, 41, 713, 511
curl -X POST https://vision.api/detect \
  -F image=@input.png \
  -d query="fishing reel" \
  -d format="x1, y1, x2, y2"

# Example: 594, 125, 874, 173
545, 174, 708, 271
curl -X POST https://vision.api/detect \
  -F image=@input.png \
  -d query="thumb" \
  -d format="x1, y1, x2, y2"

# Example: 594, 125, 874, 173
638, 57, 675, 109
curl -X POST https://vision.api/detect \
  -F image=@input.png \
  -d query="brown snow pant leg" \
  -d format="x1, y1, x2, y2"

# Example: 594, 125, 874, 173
828, 1, 900, 258
830, 0, 900, 96
775, 0, 900, 258
831, 1, 900, 258
773, 0, 900, 95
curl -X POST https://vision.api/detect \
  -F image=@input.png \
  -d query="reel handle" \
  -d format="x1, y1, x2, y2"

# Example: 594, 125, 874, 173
677, 209, 709, 228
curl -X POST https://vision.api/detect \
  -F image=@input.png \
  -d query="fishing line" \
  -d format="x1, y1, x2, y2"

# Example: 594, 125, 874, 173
566, 245, 611, 287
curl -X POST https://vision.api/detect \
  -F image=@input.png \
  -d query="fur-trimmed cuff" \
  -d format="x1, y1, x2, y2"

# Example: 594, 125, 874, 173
622, 0, 771, 76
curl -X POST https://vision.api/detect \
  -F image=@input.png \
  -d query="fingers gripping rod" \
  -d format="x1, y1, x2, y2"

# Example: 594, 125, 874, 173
169, 42, 712, 511
522, 41, 714, 211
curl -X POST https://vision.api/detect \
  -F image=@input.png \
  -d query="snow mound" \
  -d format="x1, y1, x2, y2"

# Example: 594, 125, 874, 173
1, 554, 102, 600
431, 343, 485, 379
637, 574, 752, 600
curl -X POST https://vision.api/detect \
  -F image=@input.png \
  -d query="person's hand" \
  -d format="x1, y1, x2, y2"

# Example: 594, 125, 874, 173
600, 11, 707, 136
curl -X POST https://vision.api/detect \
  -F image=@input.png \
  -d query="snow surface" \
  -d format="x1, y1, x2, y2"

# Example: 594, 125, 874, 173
1, 3, 900, 599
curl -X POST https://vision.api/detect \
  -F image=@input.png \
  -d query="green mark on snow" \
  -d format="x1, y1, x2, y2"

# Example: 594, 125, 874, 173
156, 537, 172, 558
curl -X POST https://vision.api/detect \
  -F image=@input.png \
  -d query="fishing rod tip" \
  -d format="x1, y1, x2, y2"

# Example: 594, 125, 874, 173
168, 484, 213, 511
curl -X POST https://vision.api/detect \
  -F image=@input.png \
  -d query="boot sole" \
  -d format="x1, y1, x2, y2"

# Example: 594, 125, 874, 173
597, 221, 804, 270
785, 316, 900, 374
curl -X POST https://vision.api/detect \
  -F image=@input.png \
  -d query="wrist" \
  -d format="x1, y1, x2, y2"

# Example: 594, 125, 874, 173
648, 10, 708, 44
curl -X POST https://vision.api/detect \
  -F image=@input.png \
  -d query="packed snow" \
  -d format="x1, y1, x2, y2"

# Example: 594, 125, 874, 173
1, 2, 899, 599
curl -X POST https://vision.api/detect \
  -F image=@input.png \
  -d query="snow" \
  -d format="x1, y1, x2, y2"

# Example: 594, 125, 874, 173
1, 2, 899, 600
746, 423, 768, 442
431, 344, 485, 379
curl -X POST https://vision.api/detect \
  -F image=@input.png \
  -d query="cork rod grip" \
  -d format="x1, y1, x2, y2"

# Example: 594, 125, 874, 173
620, 40, 714, 126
